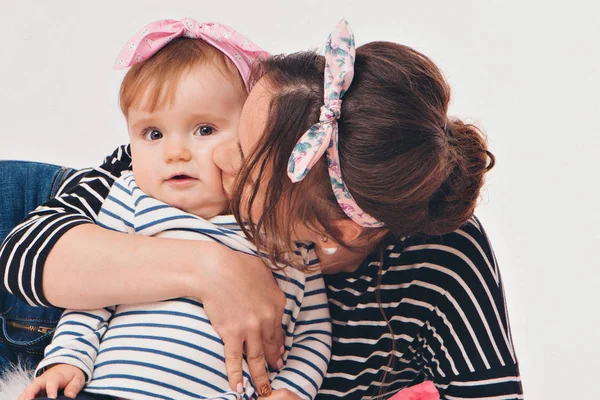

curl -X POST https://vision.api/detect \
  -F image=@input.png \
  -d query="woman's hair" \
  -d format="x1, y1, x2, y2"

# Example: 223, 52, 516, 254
119, 38, 246, 117
232, 41, 495, 268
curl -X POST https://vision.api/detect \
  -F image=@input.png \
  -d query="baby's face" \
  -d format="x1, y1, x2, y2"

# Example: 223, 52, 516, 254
127, 63, 246, 218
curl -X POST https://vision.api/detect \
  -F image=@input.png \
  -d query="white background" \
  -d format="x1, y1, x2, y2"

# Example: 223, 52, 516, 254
1, 1, 599, 398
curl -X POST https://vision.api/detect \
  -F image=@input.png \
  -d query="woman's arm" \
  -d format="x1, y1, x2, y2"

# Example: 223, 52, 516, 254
42, 224, 206, 308
0, 145, 132, 306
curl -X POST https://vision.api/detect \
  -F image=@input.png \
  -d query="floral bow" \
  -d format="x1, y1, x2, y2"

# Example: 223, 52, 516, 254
287, 20, 384, 228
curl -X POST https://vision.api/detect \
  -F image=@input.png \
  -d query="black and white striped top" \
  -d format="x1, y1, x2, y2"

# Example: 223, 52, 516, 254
318, 219, 523, 399
0, 145, 523, 399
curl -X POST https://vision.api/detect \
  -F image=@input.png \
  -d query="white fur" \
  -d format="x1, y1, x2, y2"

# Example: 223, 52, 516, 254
0, 362, 35, 400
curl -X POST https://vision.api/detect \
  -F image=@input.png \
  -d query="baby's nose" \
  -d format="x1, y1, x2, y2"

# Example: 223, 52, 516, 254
164, 140, 192, 162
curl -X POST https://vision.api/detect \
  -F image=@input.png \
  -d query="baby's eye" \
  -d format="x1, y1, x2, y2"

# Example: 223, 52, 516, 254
195, 125, 214, 137
143, 129, 163, 141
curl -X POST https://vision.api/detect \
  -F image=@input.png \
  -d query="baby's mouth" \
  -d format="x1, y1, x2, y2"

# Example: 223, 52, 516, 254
170, 174, 192, 180
166, 174, 198, 186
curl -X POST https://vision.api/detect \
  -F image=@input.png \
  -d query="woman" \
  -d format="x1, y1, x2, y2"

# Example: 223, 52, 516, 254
0, 22, 523, 398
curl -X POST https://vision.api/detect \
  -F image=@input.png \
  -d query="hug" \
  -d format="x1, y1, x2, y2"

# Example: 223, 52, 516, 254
0, 17, 523, 400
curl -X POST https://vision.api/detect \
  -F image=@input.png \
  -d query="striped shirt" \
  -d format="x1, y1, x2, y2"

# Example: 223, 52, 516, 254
0, 145, 524, 399
35, 171, 331, 400
317, 217, 523, 399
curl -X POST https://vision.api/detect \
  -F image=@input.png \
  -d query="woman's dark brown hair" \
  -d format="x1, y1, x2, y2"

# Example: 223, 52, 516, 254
232, 42, 495, 394
232, 41, 494, 269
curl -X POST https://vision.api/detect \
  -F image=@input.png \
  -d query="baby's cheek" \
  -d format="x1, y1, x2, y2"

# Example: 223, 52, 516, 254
131, 164, 157, 196
194, 145, 223, 172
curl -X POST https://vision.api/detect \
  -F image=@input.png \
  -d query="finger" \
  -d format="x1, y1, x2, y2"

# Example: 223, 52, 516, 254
224, 337, 245, 394
19, 386, 36, 400
262, 322, 284, 370
246, 331, 271, 398
275, 324, 285, 356
20, 378, 46, 400
46, 377, 60, 399
63, 373, 85, 399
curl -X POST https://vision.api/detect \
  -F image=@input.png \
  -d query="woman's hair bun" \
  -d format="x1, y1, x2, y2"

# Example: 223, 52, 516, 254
423, 118, 494, 235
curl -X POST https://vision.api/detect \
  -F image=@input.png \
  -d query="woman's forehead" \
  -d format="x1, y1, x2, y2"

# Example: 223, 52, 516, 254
239, 78, 273, 149
245, 77, 273, 113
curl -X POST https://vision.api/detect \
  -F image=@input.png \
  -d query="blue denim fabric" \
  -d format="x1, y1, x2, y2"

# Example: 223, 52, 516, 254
0, 161, 76, 373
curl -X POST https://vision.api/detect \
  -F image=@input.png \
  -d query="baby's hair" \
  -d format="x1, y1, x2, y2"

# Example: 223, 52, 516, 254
119, 37, 246, 117
232, 42, 495, 269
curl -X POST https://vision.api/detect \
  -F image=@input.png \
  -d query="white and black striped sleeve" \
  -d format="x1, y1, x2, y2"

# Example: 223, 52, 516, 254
0, 145, 132, 307
415, 220, 523, 399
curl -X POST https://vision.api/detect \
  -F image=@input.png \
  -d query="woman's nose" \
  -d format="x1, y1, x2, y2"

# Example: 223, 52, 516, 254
164, 138, 192, 163
213, 137, 242, 176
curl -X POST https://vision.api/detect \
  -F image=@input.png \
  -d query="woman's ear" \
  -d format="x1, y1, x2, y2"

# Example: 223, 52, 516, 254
329, 218, 389, 249
313, 219, 364, 257
331, 219, 365, 245
315, 221, 357, 258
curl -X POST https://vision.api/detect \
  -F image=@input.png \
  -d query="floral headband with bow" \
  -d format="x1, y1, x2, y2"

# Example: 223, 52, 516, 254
114, 18, 269, 91
287, 20, 384, 228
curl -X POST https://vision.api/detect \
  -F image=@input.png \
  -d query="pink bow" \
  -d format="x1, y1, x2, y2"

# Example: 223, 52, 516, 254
114, 18, 269, 90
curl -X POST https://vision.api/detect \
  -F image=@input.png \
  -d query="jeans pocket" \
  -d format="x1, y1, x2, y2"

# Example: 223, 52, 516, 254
0, 315, 56, 353
0, 295, 61, 370
0, 316, 57, 372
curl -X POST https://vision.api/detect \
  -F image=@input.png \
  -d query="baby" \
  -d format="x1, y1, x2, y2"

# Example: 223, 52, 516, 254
21, 18, 331, 400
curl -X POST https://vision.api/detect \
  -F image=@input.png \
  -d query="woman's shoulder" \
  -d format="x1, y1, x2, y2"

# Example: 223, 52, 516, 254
401, 215, 491, 250
59, 144, 133, 194
101, 144, 133, 170
390, 215, 502, 291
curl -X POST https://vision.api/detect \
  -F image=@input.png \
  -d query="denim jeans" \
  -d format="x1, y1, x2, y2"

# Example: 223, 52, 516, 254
0, 161, 76, 374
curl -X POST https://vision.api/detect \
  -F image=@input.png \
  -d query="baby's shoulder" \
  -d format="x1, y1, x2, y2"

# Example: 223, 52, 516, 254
106, 170, 137, 197
273, 267, 325, 296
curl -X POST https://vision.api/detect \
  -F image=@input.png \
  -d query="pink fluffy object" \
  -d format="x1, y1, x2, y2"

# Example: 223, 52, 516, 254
388, 381, 439, 400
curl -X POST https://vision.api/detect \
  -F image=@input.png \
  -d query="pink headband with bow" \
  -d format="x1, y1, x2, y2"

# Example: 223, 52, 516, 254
114, 18, 269, 91
287, 20, 385, 228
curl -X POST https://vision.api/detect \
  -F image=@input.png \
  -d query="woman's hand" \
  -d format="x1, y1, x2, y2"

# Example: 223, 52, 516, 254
20, 364, 85, 400
259, 388, 302, 400
190, 245, 286, 394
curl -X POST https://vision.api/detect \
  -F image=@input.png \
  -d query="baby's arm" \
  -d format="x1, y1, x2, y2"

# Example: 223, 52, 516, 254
20, 306, 115, 400
35, 307, 115, 381
271, 274, 332, 400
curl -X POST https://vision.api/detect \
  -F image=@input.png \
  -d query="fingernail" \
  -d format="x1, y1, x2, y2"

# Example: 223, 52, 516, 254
276, 358, 284, 369
259, 383, 272, 397
236, 382, 243, 394
280, 345, 285, 354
